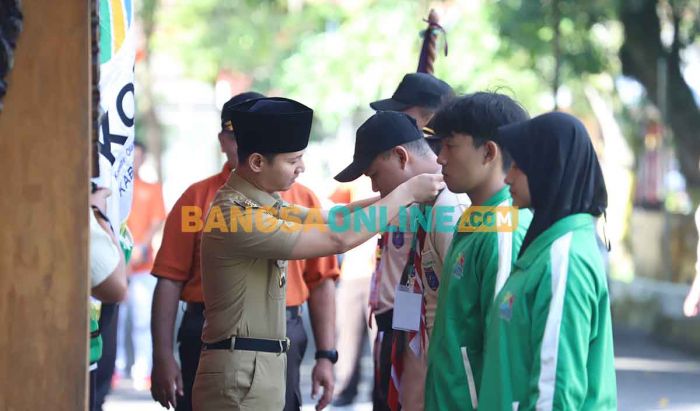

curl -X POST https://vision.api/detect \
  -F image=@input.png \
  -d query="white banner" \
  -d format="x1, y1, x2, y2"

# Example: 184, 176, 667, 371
94, 0, 136, 231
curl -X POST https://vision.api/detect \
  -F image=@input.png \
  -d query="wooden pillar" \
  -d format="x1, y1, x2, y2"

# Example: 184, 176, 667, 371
0, 1, 90, 409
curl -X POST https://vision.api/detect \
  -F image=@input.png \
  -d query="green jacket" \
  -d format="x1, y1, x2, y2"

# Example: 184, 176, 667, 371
89, 301, 102, 365
480, 214, 617, 410
425, 187, 532, 411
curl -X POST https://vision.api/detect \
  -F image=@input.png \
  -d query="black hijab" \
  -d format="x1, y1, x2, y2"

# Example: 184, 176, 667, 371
494, 111, 607, 257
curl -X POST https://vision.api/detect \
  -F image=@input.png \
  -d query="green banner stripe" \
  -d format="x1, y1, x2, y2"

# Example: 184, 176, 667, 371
99, 0, 112, 64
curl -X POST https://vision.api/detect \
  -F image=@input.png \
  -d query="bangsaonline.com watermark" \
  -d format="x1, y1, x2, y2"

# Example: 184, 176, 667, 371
181, 205, 519, 233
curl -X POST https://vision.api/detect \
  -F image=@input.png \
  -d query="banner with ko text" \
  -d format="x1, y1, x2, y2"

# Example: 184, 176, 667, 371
95, 0, 136, 231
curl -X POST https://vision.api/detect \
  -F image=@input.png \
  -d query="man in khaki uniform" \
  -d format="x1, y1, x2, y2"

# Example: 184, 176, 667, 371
192, 97, 445, 411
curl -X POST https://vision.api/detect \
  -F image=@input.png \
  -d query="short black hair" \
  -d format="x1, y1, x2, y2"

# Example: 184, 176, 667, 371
432, 92, 529, 171
380, 138, 432, 159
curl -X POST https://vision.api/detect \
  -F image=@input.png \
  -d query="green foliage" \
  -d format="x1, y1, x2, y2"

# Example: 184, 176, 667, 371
149, 0, 618, 137
491, 0, 619, 78
277, 1, 424, 132
155, 0, 348, 83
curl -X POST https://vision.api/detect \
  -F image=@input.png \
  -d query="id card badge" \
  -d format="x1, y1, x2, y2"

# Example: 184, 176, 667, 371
392, 285, 422, 332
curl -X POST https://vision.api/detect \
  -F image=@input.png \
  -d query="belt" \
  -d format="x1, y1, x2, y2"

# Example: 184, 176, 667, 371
374, 310, 393, 332
202, 336, 290, 353
185, 302, 205, 314
286, 305, 301, 320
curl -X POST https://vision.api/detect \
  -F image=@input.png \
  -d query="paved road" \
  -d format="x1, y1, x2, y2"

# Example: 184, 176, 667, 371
104, 326, 700, 411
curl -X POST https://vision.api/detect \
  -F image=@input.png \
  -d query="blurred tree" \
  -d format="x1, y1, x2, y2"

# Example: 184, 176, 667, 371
492, 0, 700, 188
619, 0, 700, 189
152, 0, 552, 137
155, 0, 347, 86
136, 0, 164, 178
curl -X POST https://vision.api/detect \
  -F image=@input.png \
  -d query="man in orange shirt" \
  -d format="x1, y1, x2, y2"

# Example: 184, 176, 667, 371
116, 141, 166, 389
150, 92, 339, 411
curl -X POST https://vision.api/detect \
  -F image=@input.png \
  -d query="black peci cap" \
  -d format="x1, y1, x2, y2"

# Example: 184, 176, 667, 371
225, 97, 313, 154
221, 91, 266, 130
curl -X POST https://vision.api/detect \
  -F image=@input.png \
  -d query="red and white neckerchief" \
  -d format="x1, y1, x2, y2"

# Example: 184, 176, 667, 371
387, 225, 427, 411
369, 232, 388, 320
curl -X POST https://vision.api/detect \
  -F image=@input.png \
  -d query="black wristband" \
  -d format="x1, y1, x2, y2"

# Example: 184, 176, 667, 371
315, 350, 338, 364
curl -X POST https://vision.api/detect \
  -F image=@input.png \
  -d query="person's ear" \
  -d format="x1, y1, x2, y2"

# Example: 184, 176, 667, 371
483, 141, 498, 165
395, 146, 409, 170
249, 153, 265, 173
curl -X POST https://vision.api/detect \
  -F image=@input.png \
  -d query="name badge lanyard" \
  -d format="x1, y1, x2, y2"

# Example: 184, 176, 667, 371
392, 205, 428, 346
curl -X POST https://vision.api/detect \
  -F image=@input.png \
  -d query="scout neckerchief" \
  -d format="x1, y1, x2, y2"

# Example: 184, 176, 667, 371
369, 231, 389, 403
387, 205, 428, 411
369, 233, 388, 315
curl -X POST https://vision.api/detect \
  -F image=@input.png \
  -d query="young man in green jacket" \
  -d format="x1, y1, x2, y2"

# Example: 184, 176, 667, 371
479, 111, 617, 410
424, 92, 532, 411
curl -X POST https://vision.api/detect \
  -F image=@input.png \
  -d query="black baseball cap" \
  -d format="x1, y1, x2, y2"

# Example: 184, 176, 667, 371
334, 111, 423, 182
221, 91, 266, 130
370, 73, 453, 112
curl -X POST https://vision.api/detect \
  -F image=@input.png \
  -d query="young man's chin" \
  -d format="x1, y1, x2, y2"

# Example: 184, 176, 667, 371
281, 177, 299, 192
444, 178, 465, 194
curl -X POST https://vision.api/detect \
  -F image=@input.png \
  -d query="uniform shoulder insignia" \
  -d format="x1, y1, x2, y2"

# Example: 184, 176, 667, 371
230, 191, 260, 209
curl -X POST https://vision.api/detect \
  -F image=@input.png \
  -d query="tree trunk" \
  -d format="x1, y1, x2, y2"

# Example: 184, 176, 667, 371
619, 0, 700, 189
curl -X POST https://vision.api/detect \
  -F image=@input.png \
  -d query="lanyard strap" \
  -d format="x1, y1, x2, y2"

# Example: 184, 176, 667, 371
399, 205, 427, 287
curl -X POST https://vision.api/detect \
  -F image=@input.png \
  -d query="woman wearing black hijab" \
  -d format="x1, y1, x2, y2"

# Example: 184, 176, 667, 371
478, 112, 617, 410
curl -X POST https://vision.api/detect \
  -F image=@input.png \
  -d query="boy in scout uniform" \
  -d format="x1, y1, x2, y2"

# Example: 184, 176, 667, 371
192, 97, 445, 410
334, 111, 469, 411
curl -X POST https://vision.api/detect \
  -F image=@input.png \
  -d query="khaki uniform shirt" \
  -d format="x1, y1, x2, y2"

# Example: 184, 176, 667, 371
200, 172, 305, 343
194, 172, 307, 410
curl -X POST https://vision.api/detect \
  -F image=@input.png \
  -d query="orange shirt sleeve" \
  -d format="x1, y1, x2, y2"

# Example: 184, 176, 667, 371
300, 185, 340, 290
330, 186, 351, 204
151, 187, 197, 282
302, 252, 340, 290
152, 183, 166, 222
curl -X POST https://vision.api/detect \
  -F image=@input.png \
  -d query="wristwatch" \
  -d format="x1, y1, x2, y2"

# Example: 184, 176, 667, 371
315, 349, 339, 364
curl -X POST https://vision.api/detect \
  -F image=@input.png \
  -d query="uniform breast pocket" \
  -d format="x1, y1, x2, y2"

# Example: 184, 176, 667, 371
267, 259, 287, 300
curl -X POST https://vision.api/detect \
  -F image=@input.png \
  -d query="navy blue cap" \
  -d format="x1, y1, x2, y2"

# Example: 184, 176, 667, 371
334, 111, 423, 182
370, 73, 453, 111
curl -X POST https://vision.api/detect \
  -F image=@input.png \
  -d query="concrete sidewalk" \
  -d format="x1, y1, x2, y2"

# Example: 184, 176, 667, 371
104, 326, 700, 411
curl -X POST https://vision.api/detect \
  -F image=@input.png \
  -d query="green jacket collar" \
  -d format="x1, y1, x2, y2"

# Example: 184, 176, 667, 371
483, 185, 511, 207
515, 213, 595, 270
453, 186, 512, 238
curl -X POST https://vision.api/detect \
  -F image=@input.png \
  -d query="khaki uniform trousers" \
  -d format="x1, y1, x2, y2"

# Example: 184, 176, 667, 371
192, 348, 287, 410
